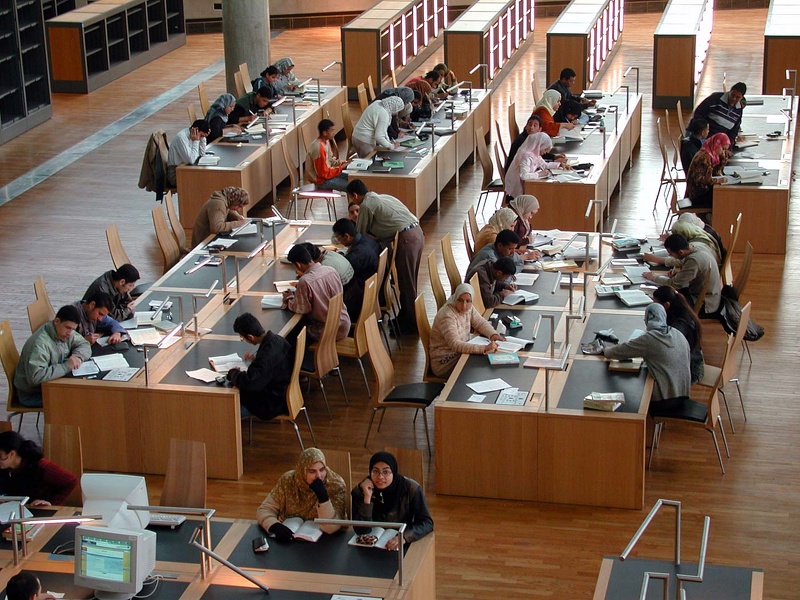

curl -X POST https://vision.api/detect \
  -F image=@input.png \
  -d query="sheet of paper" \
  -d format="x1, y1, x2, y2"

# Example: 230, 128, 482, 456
232, 222, 258, 236
102, 367, 140, 382
72, 361, 100, 377
118, 318, 138, 330
206, 238, 237, 249
466, 378, 512, 394
128, 327, 162, 346
135, 311, 157, 325
514, 273, 539, 287
148, 300, 172, 310
92, 354, 130, 371
186, 368, 220, 383
466, 394, 486, 403
261, 295, 283, 309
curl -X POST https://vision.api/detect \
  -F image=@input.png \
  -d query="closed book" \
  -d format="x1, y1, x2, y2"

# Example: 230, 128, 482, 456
583, 400, 623, 412
488, 353, 520, 365
608, 358, 643, 372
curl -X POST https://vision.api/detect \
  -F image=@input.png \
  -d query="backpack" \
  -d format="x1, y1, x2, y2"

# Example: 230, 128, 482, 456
718, 285, 765, 341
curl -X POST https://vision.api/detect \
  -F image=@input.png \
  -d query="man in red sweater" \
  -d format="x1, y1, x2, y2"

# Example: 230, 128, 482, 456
304, 119, 350, 191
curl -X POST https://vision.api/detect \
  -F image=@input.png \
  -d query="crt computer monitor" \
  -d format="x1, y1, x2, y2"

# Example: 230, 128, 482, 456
74, 525, 156, 600
81, 473, 151, 530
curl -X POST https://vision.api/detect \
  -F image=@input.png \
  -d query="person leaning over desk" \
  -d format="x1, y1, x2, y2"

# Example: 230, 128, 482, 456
191, 186, 250, 247
689, 81, 747, 145
84, 263, 140, 321
645, 213, 724, 269
684, 132, 730, 212
332, 218, 381, 322
653, 285, 705, 384
6, 571, 57, 600
205, 93, 243, 142
505, 134, 565, 199
351, 96, 405, 157
71, 292, 125, 345
0, 431, 78, 506
166, 118, 209, 187
505, 115, 566, 172
352, 451, 433, 550
464, 256, 518, 309
14, 304, 91, 408
227, 86, 273, 126
468, 229, 525, 276
257, 448, 347, 541
272, 57, 299, 93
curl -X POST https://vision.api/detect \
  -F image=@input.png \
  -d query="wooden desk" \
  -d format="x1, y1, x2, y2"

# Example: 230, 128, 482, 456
762, 0, 800, 95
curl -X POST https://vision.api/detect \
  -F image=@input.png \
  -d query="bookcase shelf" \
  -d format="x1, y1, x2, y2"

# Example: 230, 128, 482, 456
46, 0, 184, 93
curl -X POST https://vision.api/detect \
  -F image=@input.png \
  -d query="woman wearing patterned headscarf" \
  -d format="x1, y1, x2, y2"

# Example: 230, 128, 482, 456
352, 96, 405, 157
505, 133, 564, 198
191, 186, 251, 246
272, 57, 298, 92
352, 451, 433, 549
205, 93, 241, 141
376, 87, 416, 137
473, 207, 517, 251
257, 448, 348, 541
428, 283, 504, 377
506, 194, 541, 245
685, 132, 731, 210
532, 89, 576, 136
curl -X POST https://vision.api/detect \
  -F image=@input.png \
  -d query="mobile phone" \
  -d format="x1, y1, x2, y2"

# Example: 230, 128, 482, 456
252, 536, 269, 552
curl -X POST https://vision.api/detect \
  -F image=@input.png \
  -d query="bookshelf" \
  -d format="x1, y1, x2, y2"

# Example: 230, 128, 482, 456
652, 0, 713, 109
45, 0, 185, 94
763, 0, 800, 94
342, 0, 448, 100
444, 0, 535, 89
0, 0, 52, 145
546, 0, 624, 92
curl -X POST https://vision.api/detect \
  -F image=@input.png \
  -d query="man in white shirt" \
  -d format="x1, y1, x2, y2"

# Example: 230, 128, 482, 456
166, 119, 210, 186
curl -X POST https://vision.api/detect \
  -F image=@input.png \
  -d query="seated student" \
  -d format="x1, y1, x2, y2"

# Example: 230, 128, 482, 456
13, 305, 91, 407
473, 207, 517, 252
72, 292, 125, 345
689, 82, 746, 144
352, 96, 405, 157
405, 70, 441, 115
548, 67, 595, 108
553, 99, 583, 125
0, 431, 78, 505
603, 303, 691, 409
429, 283, 504, 378
432, 63, 458, 96
464, 256, 518, 309
684, 132, 730, 211
191, 186, 250, 247
300, 242, 354, 292
228, 86, 273, 126
273, 57, 299, 93
505, 133, 563, 198
84, 264, 140, 322
352, 451, 433, 549
680, 117, 709, 173
305, 119, 349, 191
468, 229, 523, 275
643, 233, 721, 314
644, 213, 724, 268
6, 571, 57, 600
507, 194, 541, 245
205, 93, 243, 142
250, 66, 282, 99
166, 119, 209, 187
227, 313, 292, 419
257, 448, 347, 541
505, 115, 566, 172
532, 90, 576, 137
283, 245, 351, 342
332, 218, 380, 320
653, 286, 704, 384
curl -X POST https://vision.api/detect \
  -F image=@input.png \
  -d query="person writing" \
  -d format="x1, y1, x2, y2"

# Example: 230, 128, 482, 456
0, 431, 78, 506
352, 452, 433, 550
653, 286, 705, 384
464, 256, 518, 309
507, 194, 541, 245
166, 119, 209, 187
644, 213, 724, 268
191, 186, 250, 247
257, 448, 347, 541
689, 82, 747, 144
684, 132, 730, 211
532, 90, 576, 137
352, 96, 405, 157
6, 571, 57, 600
305, 119, 349, 191
429, 283, 504, 378
72, 292, 126, 345
205, 93, 243, 142
84, 264, 140, 321
505, 133, 565, 198
228, 86, 273, 126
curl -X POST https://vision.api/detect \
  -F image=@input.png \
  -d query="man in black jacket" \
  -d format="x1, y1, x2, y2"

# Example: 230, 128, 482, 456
332, 218, 381, 321
228, 313, 292, 420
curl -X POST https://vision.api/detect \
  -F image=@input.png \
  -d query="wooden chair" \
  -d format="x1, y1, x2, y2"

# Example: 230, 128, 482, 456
0, 422, 12, 433
244, 327, 317, 449
380, 239, 404, 341
732, 242, 754, 299
384, 445, 425, 490
493, 119, 508, 166
654, 117, 686, 210
282, 137, 340, 220
493, 144, 507, 191
693, 275, 710, 314
468, 273, 486, 315
373, 248, 393, 352
662, 172, 709, 233
363, 315, 444, 453
0, 320, 43, 430
530, 72, 542, 104
341, 102, 355, 156
164, 190, 188, 252
302, 293, 348, 419
160, 438, 207, 508
721, 213, 743, 285
233, 70, 247, 98
239, 62, 252, 92
188, 104, 200, 123
152, 205, 181, 273
649, 335, 733, 474
27, 297, 54, 334
426, 251, 447, 310
414, 294, 446, 384
33, 276, 55, 317
321, 448, 352, 517
197, 82, 210, 115
467, 205, 480, 243
390, 68, 398, 88
463, 221, 474, 261
336, 274, 379, 395
474, 127, 504, 215
106, 224, 131, 269
676, 99, 687, 135
366, 74, 377, 102
507, 102, 519, 141
357, 83, 369, 113
43, 423, 83, 506
441, 232, 462, 295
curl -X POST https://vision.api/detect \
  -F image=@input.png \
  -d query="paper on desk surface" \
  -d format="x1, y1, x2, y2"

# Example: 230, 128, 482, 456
72, 361, 100, 377
466, 394, 486, 403
92, 354, 130, 371
128, 327, 162, 346
514, 273, 539, 287
206, 238, 237, 249
232, 222, 258, 236
186, 368, 220, 383
466, 378, 512, 394
102, 367, 140, 382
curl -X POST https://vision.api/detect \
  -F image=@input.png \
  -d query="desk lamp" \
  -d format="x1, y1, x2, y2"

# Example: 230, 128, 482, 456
143, 322, 183, 386
190, 525, 269, 590
623, 66, 639, 95
530, 314, 570, 411
188, 280, 218, 347
151, 295, 184, 336
322, 60, 343, 87
469, 63, 489, 91
7, 512, 100, 564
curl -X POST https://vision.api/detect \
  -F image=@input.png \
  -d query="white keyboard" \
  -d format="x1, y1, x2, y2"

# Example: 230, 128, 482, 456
148, 513, 186, 528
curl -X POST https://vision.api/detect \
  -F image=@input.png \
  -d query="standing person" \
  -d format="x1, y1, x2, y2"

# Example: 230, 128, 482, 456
191, 186, 250, 247
257, 448, 347, 541
205, 93, 243, 141
84, 264, 140, 321
689, 82, 747, 144
680, 118, 709, 172
6, 571, 57, 600
345, 179, 424, 335
228, 313, 293, 420
375, 87, 415, 139
0, 431, 78, 505
653, 286, 705, 384
547, 67, 595, 108
352, 96, 405, 156
72, 292, 125, 345
305, 119, 349, 191
504, 134, 563, 198
352, 451, 433, 549
166, 119, 209, 187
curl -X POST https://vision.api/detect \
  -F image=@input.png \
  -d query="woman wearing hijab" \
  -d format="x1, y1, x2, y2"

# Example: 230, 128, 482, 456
506, 194, 540, 245
532, 89, 576, 137
205, 93, 242, 141
352, 451, 433, 549
257, 448, 348, 541
273, 57, 298, 93
376, 87, 415, 138
429, 283, 504, 377
473, 208, 517, 251
352, 96, 405, 157
504, 134, 563, 198
191, 186, 250, 246
0, 431, 77, 506
603, 303, 691, 408
685, 132, 730, 210
653, 286, 704, 384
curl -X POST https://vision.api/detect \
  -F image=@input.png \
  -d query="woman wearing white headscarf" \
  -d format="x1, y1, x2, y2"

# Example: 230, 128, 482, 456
473, 208, 517, 253
352, 96, 406, 157
205, 93, 242, 141
428, 283, 504, 377
504, 133, 562, 198
533, 89, 576, 136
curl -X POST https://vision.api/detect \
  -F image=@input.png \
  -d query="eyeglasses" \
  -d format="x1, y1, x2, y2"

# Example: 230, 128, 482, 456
371, 468, 392, 478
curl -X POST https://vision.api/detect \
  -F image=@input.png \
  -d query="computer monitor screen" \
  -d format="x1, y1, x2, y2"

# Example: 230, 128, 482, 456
74, 525, 156, 600
81, 473, 150, 530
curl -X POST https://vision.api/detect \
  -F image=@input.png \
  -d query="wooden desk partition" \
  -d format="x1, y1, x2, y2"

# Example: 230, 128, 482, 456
444, 0, 535, 89
341, 0, 448, 100
546, 0, 624, 93
652, 0, 713, 109
762, 0, 800, 94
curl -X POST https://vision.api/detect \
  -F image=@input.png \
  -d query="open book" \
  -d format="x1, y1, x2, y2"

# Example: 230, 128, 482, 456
208, 353, 247, 374
282, 517, 323, 542
348, 527, 401, 549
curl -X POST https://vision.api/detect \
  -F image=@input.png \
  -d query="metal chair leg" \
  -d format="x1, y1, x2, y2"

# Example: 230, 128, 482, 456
301, 407, 317, 447
334, 367, 348, 403
289, 420, 304, 450
719, 389, 735, 434
648, 421, 660, 469
317, 379, 332, 419
743, 340, 752, 363
377, 318, 392, 356
413, 408, 419, 424
35, 413, 41, 429
710, 429, 725, 475
421, 407, 432, 455
717, 415, 731, 457
247, 416, 253, 445
364, 408, 380, 447
377, 407, 387, 432
357, 358, 371, 396
732, 378, 746, 421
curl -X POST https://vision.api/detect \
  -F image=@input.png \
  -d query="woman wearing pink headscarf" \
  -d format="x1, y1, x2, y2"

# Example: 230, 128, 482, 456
504, 132, 563, 197
685, 132, 730, 210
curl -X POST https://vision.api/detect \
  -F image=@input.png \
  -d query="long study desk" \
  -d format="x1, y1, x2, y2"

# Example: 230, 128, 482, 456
43, 222, 340, 481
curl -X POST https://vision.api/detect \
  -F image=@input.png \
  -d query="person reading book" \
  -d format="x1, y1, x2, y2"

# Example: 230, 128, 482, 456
653, 286, 705, 384
191, 186, 251, 247
6, 571, 56, 600
0, 431, 77, 506
352, 452, 433, 550
257, 448, 347, 541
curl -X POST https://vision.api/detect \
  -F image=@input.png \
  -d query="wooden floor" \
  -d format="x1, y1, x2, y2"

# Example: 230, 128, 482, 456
0, 9, 797, 598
